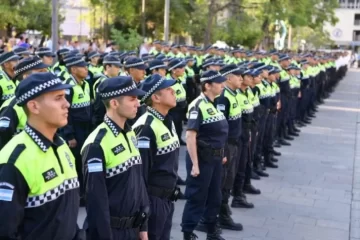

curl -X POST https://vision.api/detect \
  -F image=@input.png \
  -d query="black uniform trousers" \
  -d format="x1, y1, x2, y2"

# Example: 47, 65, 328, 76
288, 89, 299, 128
233, 127, 250, 193
70, 121, 91, 195
264, 112, 275, 155
169, 106, 185, 140
222, 141, 239, 204
255, 108, 269, 166
182, 152, 222, 233
148, 195, 174, 240
278, 93, 290, 137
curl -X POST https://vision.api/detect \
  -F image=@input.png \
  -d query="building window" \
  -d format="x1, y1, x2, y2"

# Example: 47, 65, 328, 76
339, 0, 360, 8
353, 31, 360, 41
355, 14, 360, 25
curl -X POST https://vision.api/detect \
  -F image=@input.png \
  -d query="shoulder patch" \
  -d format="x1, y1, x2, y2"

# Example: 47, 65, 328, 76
42, 168, 58, 182
0, 117, 10, 128
161, 133, 170, 141
217, 104, 225, 111
87, 158, 103, 173
189, 111, 198, 119
137, 136, 150, 148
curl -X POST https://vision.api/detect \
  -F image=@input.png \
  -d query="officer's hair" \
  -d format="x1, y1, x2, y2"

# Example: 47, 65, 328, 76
201, 81, 212, 92
103, 64, 114, 70
102, 96, 123, 109
23, 105, 30, 116
144, 91, 162, 106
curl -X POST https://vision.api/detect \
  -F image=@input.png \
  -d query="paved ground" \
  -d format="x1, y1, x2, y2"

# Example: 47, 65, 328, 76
78, 69, 360, 240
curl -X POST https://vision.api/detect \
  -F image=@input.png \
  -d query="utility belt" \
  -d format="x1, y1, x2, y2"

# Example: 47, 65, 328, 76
227, 138, 239, 145
110, 207, 149, 230
197, 139, 224, 161
148, 185, 180, 202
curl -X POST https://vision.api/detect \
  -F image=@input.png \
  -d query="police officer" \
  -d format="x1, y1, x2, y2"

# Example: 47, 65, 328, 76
231, 69, 258, 209
82, 76, 149, 240
92, 55, 122, 128
86, 51, 101, 99
182, 70, 228, 240
167, 59, 187, 145
13, 47, 31, 60
53, 48, 71, 80
0, 72, 81, 239
0, 51, 20, 106
35, 47, 56, 68
277, 54, 292, 146
133, 74, 180, 240
123, 57, 147, 85
215, 64, 244, 231
287, 64, 301, 137
62, 56, 91, 204
148, 59, 168, 77
0, 57, 49, 149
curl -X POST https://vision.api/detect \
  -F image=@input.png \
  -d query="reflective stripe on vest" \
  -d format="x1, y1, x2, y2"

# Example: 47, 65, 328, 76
0, 96, 26, 132
224, 88, 242, 120
66, 77, 91, 109
0, 74, 16, 102
236, 89, 253, 114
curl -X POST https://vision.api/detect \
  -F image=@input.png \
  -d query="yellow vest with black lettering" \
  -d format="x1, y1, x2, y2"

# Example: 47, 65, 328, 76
0, 129, 78, 208
236, 89, 253, 114
81, 122, 141, 178
65, 77, 91, 109
132, 111, 179, 155
0, 96, 26, 133
187, 95, 226, 124
247, 87, 260, 108
223, 88, 242, 120
92, 75, 107, 99
171, 78, 186, 103
289, 75, 300, 89
0, 73, 16, 103
256, 81, 271, 100
185, 66, 195, 77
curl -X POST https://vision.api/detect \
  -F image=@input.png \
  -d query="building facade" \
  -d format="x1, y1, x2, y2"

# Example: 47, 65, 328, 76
325, 0, 360, 46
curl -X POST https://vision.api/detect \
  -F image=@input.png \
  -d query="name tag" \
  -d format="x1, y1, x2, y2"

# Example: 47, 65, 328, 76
88, 163, 103, 173
0, 189, 13, 201
0, 119, 10, 128
161, 133, 170, 141
78, 93, 84, 99
137, 140, 150, 149
112, 144, 125, 155
217, 104, 225, 111
189, 111, 198, 119
42, 168, 58, 182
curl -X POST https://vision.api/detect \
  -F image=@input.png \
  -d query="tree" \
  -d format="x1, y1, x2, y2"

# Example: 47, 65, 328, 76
110, 27, 143, 50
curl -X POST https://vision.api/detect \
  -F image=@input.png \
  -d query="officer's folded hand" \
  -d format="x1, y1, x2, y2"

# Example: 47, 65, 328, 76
222, 157, 227, 165
139, 231, 148, 240
191, 165, 200, 177
68, 139, 77, 148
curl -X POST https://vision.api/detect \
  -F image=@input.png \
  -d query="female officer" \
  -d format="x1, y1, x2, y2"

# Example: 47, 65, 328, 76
181, 70, 228, 240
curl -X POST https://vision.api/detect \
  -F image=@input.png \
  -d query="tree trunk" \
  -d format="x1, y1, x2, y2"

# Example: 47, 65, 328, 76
204, 0, 216, 46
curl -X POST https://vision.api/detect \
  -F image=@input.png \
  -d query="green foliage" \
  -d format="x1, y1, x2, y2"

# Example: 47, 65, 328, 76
0, 0, 62, 36
110, 27, 143, 50
291, 26, 334, 50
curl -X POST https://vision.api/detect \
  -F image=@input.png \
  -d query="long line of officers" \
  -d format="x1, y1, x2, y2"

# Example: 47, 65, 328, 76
0, 44, 348, 240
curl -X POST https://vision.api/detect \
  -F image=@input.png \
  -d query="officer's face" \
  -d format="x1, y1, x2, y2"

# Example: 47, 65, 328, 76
210, 82, 224, 96
268, 74, 276, 82
262, 70, 269, 79
92, 56, 100, 64
29, 89, 70, 128
130, 68, 145, 82
229, 74, 243, 89
156, 68, 167, 77
243, 75, 252, 86
156, 87, 176, 108
6, 60, 19, 73
253, 75, 261, 85
116, 96, 140, 119
73, 66, 88, 79
108, 65, 120, 77
174, 67, 185, 77
42, 56, 53, 66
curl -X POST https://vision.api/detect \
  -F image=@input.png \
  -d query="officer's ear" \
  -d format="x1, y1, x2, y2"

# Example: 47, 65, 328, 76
25, 99, 41, 115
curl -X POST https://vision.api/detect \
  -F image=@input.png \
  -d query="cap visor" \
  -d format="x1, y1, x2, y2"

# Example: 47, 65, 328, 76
158, 79, 176, 90
48, 83, 73, 92
212, 76, 227, 83
134, 64, 148, 70
123, 88, 146, 97
35, 62, 50, 70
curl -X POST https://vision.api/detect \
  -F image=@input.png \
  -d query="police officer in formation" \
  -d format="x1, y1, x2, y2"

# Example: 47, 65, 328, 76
0, 43, 347, 240
133, 74, 180, 239
0, 57, 49, 149
0, 72, 81, 239
182, 70, 228, 240
82, 76, 149, 240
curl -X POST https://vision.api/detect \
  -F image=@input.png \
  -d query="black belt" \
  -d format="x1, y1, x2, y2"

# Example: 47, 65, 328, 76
110, 215, 137, 229
212, 148, 224, 157
148, 185, 173, 199
228, 138, 239, 145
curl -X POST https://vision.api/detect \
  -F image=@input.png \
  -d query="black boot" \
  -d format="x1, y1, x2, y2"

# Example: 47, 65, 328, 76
231, 184, 254, 208
243, 183, 261, 194
288, 130, 299, 137
206, 224, 225, 240
195, 219, 222, 234
271, 156, 278, 162
278, 139, 291, 146
254, 164, 269, 177
251, 170, 261, 180
177, 189, 186, 200
270, 149, 281, 156
265, 154, 278, 168
219, 203, 243, 231
183, 232, 198, 240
